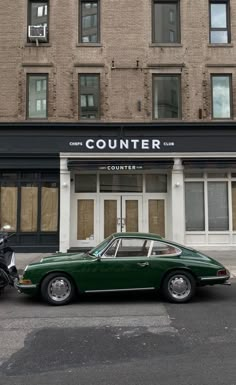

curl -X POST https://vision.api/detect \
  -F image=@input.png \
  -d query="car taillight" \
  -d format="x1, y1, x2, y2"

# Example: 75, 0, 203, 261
217, 269, 227, 276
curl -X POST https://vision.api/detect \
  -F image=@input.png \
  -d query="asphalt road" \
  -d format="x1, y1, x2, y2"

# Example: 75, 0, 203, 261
0, 281, 235, 385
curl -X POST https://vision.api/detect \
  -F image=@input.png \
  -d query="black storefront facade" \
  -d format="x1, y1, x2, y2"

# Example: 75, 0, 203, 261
1, 121, 236, 252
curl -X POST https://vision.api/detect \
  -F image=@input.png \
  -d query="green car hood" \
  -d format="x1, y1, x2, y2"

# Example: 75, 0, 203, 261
39, 252, 92, 264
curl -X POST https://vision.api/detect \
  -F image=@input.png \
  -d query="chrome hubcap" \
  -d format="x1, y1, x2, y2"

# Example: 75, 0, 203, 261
48, 277, 71, 302
168, 275, 191, 300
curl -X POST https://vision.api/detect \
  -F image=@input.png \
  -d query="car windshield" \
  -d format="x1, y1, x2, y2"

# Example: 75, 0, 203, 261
88, 235, 114, 257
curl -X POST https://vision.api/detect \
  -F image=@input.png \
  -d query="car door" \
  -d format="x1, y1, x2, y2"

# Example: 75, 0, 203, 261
80, 237, 157, 292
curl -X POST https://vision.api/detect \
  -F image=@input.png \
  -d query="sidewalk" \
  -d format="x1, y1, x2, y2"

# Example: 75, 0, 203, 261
15, 250, 236, 278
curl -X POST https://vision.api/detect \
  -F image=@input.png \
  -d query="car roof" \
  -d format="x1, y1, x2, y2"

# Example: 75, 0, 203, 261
111, 232, 163, 240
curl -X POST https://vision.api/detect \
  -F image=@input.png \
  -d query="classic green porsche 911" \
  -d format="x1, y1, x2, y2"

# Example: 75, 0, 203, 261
17, 232, 231, 305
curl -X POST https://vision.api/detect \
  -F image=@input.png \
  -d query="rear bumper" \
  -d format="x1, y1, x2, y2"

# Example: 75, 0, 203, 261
198, 274, 231, 286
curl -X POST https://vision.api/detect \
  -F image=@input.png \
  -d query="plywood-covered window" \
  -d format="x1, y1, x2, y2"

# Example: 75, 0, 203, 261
0, 172, 59, 248
0, 186, 18, 231
20, 184, 38, 232
41, 183, 58, 231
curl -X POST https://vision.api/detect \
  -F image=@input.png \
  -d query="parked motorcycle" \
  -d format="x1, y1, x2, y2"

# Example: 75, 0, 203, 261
0, 225, 19, 295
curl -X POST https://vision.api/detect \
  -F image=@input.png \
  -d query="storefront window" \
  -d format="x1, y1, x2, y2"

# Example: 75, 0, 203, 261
100, 174, 143, 193
185, 182, 205, 231
207, 172, 228, 178
232, 182, 236, 231
0, 172, 59, 248
75, 174, 97, 192
208, 182, 228, 231
146, 174, 167, 192
185, 176, 230, 232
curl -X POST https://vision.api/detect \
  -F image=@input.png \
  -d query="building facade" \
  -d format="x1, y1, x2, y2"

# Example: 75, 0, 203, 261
0, 0, 236, 251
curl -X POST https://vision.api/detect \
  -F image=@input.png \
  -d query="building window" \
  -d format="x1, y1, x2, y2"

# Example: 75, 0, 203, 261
153, 1, 180, 43
80, 1, 99, 43
153, 75, 181, 119
209, 1, 230, 43
28, 1, 49, 42
27, 74, 48, 119
211, 75, 232, 119
79, 74, 100, 119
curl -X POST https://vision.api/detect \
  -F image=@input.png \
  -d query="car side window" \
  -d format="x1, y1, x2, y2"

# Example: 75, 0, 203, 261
116, 238, 151, 258
103, 239, 120, 258
150, 241, 181, 256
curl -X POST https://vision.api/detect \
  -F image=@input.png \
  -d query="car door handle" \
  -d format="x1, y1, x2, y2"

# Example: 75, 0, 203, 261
137, 262, 149, 267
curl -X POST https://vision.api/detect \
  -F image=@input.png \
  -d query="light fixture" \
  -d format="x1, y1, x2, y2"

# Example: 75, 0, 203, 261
175, 182, 180, 187
137, 99, 142, 111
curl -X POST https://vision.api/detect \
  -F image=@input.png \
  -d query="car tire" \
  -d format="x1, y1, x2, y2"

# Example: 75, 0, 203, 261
162, 270, 196, 303
41, 273, 75, 306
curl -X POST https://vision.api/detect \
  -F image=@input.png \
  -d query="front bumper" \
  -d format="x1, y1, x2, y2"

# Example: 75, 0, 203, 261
16, 283, 38, 296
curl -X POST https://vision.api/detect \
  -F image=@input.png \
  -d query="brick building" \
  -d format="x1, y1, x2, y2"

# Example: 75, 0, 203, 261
0, 0, 236, 251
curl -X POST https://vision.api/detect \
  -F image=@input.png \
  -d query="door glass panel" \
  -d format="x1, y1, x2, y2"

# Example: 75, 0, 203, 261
104, 200, 117, 238
77, 200, 94, 240
21, 186, 38, 232
148, 200, 165, 236
0, 187, 17, 231
100, 174, 142, 192
126, 200, 138, 232
41, 184, 58, 231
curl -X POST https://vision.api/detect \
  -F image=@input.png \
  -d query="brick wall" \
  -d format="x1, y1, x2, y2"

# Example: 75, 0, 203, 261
0, 0, 236, 122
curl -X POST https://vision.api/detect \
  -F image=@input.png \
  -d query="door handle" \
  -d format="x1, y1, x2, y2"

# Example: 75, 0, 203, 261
137, 262, 149, 267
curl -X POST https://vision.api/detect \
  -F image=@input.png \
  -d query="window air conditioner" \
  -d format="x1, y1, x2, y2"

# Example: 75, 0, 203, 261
28, 25, 47, 42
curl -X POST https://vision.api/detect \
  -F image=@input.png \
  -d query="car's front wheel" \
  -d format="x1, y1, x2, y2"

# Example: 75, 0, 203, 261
41, 273, 75, 305
162, 270, 196, 303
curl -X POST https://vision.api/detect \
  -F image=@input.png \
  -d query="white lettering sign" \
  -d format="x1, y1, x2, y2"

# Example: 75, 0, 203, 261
68, 138, 165, 151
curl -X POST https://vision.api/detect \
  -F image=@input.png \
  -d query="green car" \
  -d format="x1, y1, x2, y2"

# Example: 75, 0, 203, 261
17, 232, 231, 306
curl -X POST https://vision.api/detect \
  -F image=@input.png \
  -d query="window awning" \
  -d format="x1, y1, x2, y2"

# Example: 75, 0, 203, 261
67, 159, 174, 171
183, 158, 236, 169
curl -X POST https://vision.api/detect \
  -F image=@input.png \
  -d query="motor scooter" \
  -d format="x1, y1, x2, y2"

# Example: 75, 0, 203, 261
0, 225, 19, 295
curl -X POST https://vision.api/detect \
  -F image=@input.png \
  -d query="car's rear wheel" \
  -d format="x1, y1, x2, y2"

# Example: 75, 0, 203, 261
162, 270, 196, 303
41, 273, 75, 305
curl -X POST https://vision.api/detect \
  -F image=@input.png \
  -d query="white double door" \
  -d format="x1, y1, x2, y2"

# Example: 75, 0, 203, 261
71, 193, 166, 248
100, 194, 143, 239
